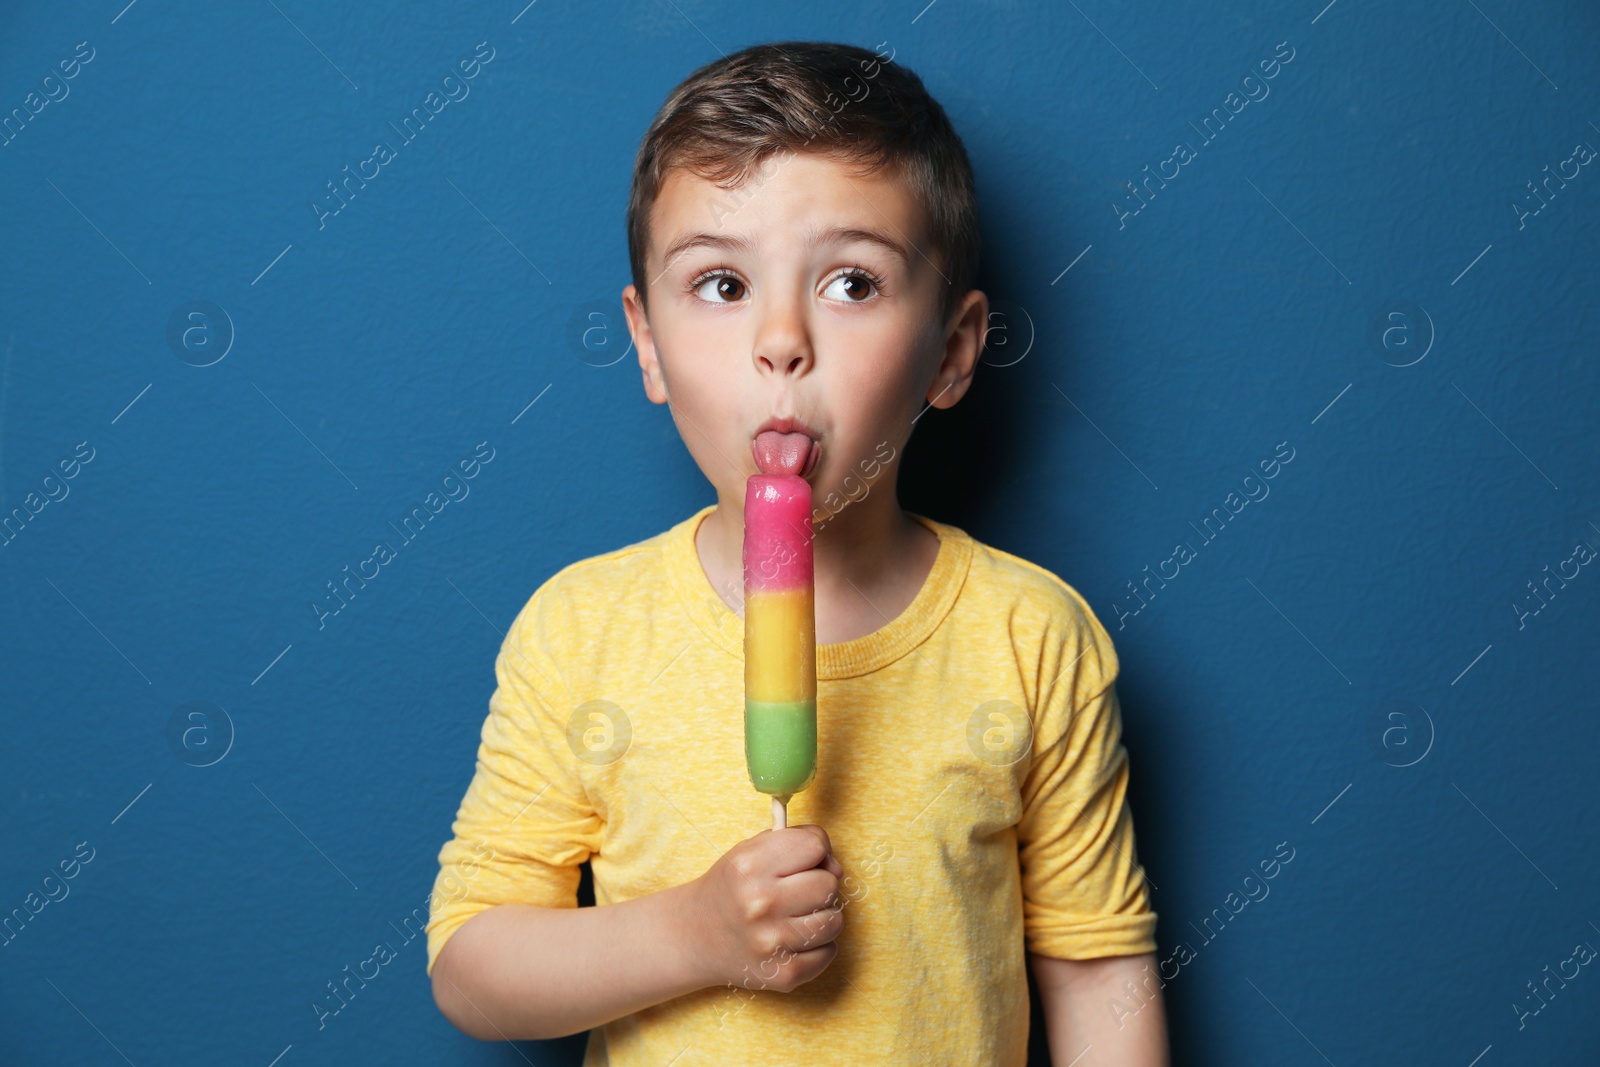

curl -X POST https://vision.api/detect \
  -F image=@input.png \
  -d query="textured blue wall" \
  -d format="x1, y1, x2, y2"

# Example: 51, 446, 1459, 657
2, 2, 1596, 1063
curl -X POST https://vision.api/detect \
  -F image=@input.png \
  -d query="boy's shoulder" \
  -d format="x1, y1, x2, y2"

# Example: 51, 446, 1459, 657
933, 516, 1111, 625
501, 509, 699, 646
929, 516, 1120, 677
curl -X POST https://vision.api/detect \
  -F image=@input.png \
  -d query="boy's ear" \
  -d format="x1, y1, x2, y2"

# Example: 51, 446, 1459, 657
926, 288, 989, 409
622, 284, 669, 405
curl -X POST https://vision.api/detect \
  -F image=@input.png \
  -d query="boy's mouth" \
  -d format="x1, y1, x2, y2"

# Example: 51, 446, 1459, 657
752, 419, 820, 478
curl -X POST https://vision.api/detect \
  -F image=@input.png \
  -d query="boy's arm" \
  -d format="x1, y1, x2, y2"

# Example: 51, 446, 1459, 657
431, 824, 846, 1041
1029, 951, 1169, 1067
429, 599, 844, 1040
431, 885, 706, 1040
430, 599, 711, 1040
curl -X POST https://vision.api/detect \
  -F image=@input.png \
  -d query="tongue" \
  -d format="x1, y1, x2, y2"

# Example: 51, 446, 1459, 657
754, 430, 812, 476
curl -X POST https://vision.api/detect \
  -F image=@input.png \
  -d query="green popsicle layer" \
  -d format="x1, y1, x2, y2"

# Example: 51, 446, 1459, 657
744, 699, 817, 796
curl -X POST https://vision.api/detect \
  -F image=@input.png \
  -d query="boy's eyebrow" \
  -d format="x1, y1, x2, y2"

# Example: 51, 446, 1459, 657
659, 225, 911, 270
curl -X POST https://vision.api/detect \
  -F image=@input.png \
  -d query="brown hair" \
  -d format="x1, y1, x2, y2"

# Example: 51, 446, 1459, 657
626, 41, 981, 324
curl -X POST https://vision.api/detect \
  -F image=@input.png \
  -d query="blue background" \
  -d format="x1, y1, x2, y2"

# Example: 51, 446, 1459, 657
2, 1, 1597, 1063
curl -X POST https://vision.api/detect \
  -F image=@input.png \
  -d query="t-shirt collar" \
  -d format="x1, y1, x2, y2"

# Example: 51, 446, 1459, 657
664, 503, 972, 679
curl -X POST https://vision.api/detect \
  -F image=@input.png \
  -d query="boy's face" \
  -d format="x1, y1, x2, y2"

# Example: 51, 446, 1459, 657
621, 149, 986, 521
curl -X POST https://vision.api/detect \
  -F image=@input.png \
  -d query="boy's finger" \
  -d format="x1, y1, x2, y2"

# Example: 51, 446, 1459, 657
791, 824, 844, 875
799, 822, 834, 855
768, 824, 833, 877
778, 868, 844, 927
805, 827, 844, 876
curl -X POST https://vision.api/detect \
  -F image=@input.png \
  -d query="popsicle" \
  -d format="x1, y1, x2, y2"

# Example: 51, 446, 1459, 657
743, 474, 817, 830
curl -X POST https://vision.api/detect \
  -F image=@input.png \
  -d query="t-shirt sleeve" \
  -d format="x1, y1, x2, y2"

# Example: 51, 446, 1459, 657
424, 593, 602, 978
1016, 589, 1158, 960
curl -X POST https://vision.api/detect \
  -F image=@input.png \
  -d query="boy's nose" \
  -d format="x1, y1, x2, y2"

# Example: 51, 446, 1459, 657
751, 293, 815, 380
755, 348, 811, 378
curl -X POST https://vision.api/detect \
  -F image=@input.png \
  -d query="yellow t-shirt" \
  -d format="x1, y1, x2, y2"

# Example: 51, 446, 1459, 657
426, 504, 1157, 1065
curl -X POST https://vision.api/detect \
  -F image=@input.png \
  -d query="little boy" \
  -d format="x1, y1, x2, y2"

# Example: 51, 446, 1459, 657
426, 41, 1167, 1066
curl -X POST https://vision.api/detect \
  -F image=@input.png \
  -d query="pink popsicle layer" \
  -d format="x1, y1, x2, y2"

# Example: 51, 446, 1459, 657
743, 475, 814, 592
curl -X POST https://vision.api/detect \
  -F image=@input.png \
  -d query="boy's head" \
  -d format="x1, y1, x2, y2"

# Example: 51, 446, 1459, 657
620, 41, 988, 521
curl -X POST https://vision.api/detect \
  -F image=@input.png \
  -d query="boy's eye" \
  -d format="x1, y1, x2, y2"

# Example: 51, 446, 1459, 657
822, 268, 883, 303
825, 271, 876, 303
690, 272, 747, 303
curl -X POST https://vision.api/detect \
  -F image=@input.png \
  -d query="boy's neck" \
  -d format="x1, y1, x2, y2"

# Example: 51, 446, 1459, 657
695, 489, 941, 646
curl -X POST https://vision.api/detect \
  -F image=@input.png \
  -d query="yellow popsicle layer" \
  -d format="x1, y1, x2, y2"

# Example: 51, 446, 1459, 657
744, 587, 816, 704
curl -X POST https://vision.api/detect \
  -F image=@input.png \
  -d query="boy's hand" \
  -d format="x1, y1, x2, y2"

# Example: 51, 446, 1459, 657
683, 824, 845, 993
